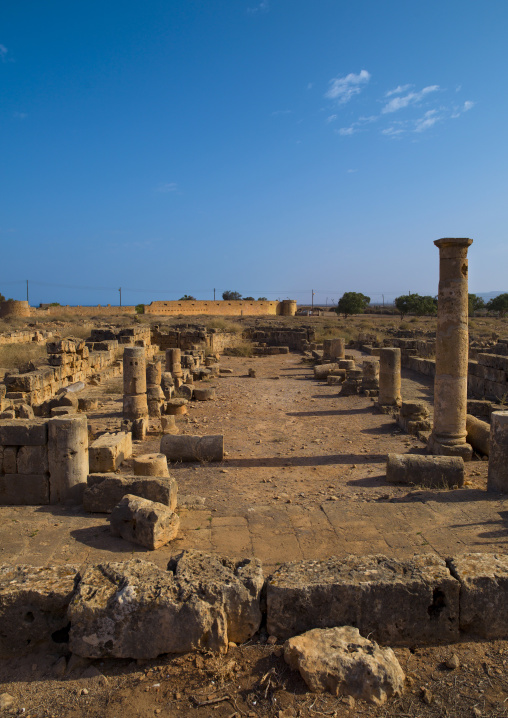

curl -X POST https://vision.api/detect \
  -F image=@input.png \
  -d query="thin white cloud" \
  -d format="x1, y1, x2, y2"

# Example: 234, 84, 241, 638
326, 114, 337, 123
337, 126, 357, 136
247, 1, 269, 14
0, 44, 8, 62
382, 85, 439, 114
463, 100, 474, 112
414, 109, 439, 132
156, 182, 178, 193
13, 111, 27, 120
307, 83, 313, 90
325, 70, 371, 104
382, 126, 405, 137
385, 84, 412, 97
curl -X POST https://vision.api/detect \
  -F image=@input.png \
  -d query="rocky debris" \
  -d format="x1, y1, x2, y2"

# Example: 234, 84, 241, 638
161, 415, 179, 434
448, 553, 508, 638
313, 363, 339, 381
267, 554, 460, 645
165, 398, 188, 416
110, 494, 180, 549
168, 550, 264, 644
0, 694, 14, 710
0, 564, 79, 656
386, 453, 464, 488
83, 473, 177, 513
284, 626, 405, 705
193, 387, 216, 401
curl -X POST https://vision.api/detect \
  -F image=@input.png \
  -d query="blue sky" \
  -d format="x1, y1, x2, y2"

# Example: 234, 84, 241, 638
1, 0, 507, 307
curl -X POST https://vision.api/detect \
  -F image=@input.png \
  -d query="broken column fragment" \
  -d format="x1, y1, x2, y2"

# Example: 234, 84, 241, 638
47, 415, 89, 504
377, 348, 401, 410
123, 347, 148, 421
110, 494, 180, 549
160, 434, 224, 463
386, 454, 464, 489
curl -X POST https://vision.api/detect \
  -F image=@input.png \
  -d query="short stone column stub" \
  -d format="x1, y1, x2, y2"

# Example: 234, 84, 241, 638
487, 411, 508, 492
377, 348, 401, 407
428, 237, 473, 461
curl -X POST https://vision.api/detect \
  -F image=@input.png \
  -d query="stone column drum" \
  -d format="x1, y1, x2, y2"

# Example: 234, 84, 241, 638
487, 411, 508, 492
165, 348, 183, 379
48, 415, 89, 504
428, 238, 473, 461
378, 348, 401, 407
123, 347, 148, 420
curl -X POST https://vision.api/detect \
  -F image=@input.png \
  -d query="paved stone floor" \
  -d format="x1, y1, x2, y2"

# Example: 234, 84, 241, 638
1, 353, 506, 574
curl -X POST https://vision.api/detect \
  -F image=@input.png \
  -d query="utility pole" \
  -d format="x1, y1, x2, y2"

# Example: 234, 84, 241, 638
119, 288, 122, 307
382, 294, 385, 307
26, 280, 29, 304
311, 289, 314, 311
214, 288, 216, 300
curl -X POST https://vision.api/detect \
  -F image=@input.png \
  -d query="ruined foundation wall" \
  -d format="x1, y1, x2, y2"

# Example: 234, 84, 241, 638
145, 300, 291, 316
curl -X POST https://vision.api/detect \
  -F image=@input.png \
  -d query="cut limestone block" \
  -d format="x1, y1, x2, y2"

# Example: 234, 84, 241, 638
48, 416, 89, 504
176, 384, 193, 400
110, 494, 180, 549
193, 388, 216, 401
2, 447, 17, 474
0, 474, 50, 505
266, 554, 460, 646
160, 434, 224, 463
132, 453, 169, 477
83, 473, 177, 513
448, 553, 508, 638
68, 559, 228, 658
284, 626, 404, 705
16, 445, 48, 475
88, 432, 132, 473
0, 419, 48, 447
386, 454, 464, 489
132, 417, 148, 441
168, 550, 264, 644
0, 564, 78, 656
78, 398, 98, 412
122, 394, 148, 420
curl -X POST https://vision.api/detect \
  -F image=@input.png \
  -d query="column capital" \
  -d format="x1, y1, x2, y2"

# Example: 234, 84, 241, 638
434, 238, 473, 249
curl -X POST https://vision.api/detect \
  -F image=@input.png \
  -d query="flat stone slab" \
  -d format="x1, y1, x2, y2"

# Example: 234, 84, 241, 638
448, 552, 508, 638
88, 432, 132, 473
83, 473, 177, 513
0, 564, 78, 656
267, 554, 460, 646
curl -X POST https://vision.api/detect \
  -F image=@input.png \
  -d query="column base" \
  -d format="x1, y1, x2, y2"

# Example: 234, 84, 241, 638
427, 433, 472, 461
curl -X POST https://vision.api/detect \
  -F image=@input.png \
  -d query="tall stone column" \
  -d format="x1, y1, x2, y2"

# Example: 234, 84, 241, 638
428, 238, 473, 461
377, 348, 401, 409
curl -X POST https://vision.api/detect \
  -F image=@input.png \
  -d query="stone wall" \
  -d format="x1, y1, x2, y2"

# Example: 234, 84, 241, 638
34, 305, 136, 317
0, 300, 31, 318
0, 329, 52, 346
243, 325, 315, 351
0, 416, 88, 505
145, 300, 294, 316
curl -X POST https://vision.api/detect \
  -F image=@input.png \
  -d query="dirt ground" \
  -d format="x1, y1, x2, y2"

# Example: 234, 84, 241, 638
1, 315, 508, 717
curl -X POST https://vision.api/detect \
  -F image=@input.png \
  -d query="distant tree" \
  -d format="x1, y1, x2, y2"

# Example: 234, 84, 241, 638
135, 304, 145, 314
243, 296, 255, 301
395, 294, 437, 319
179, 295, 196, 300
487, 293, 508, 317
257, 297, 268, 301
336, 292, 370, 318
222, 291, 242, 300
468, 293, 485, 316
0, 290, 5, 303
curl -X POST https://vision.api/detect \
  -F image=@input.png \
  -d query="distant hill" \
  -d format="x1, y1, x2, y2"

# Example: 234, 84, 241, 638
477, 291, 508, 302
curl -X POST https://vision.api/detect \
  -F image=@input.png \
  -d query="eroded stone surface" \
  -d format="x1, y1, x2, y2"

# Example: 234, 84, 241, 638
68, 559, 228, 658
83, 473, 177, 513
448, 553, 508, 638
284, 626, 405, 705
110, 494, 180, 549
0, 564, 79, 656
168, 550, 264, 644
267, 554, 460, 645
